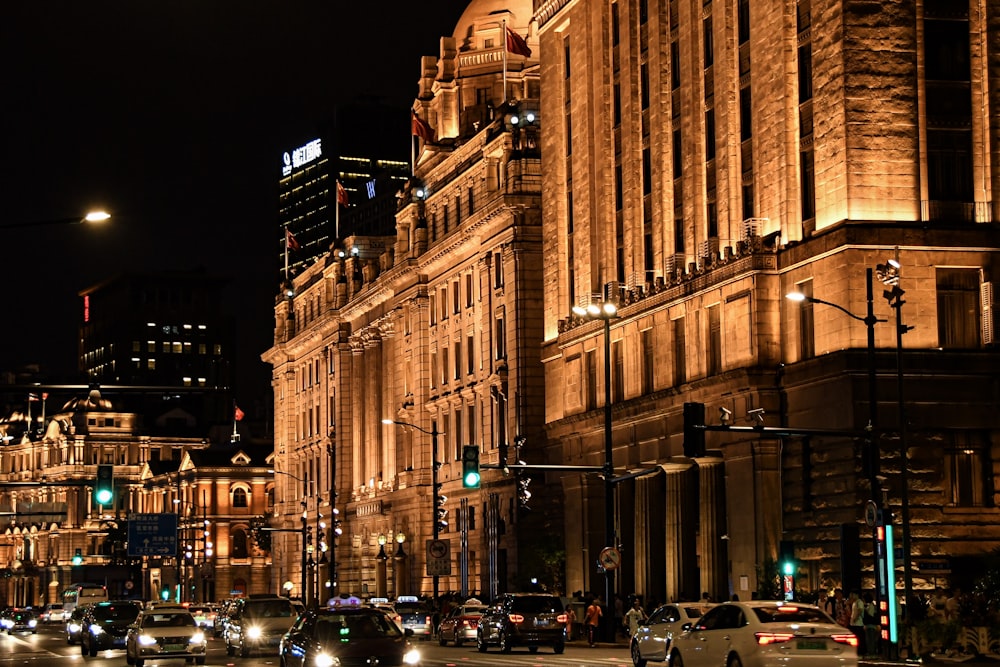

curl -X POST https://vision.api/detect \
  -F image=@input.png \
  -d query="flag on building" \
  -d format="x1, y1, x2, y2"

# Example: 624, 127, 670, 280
337, 181, 349, 207
505, 25, 532, 58
285, 228, 301, 252
411, 110, 435, 142
28, 393, 40, 402
234, 405, 245, 421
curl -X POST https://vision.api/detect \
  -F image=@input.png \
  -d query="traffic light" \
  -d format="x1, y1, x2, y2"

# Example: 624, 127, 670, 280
683, 402, 706, 458
95, 464, 114, 505
779, 540, 796, 601
462, 445, 481, 488
72, 548, 83, 566
435, 493, 449, 532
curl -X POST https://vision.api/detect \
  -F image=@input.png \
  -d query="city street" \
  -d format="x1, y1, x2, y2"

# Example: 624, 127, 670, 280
4, 623, 636, 667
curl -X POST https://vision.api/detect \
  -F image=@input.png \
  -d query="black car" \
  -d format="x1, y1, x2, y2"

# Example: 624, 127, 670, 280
4, 608, 38, 634
66, 605, 90, 644
279, 606, 422, 667
477, 593, 566, 654
81, 601, 143, 655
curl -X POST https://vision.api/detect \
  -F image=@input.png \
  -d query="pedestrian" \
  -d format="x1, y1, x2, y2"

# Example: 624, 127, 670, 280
825, 588, 847, 624
624, 598, 647, 637
848, 590, 867, 656
945, 587, 962, 622
564, 604, 577, 642
862, 591, 878, 658
585, 597, 602, 647
614, 595, 625, 638
699, 591, 712, 603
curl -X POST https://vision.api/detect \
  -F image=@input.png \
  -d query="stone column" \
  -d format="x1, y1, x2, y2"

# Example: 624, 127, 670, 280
661, 462, 698, 601
696, 457, 729, 601
633, 469, 666, 602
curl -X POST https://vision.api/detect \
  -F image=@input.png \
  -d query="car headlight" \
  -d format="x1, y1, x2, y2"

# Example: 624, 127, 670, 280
314, 653, 337, 667
29, 620, 38, 628
403, 647, 422, 665
247, 626, 262, 639
69, 623, 81, 633
138, 634, 158, 646
191, 632, 206, 644
90, 624, 105, 634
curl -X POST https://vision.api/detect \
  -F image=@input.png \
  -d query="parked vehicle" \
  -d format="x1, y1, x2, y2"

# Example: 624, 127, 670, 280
630, 602, 713, 667
437, 599, 486, 646
666, 601, 858, 667
125, 609, 206, 667
477, 593, 566, 654
224, 595, 299, 657
80, 600, 143, 656
279, 606, 421, 667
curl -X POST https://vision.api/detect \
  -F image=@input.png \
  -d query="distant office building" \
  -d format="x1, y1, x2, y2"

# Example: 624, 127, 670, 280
278, 102, 411, 283
78, 269, 233, 428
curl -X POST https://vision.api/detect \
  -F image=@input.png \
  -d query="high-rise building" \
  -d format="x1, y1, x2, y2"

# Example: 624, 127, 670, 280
277, 102, 411, 283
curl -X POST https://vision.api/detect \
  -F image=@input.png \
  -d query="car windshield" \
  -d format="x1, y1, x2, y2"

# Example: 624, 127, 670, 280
315, 613, 401, 641
143, 613, 196, 628
13, 611, 33, 621
93, 605, 140, 623
510, 597, 561, 613
460, 606, 486, 616
680, 605, 710, 618
752, 605, 834, 624
245, 601, 294, 618
394, 603, 427, 615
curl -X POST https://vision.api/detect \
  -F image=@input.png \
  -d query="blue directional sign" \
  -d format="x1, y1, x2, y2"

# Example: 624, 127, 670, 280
128, 513, 178, 557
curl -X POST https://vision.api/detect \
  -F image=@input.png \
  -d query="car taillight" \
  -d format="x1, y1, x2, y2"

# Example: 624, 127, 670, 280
831, 633, 859, 647
755, 632, 795, 645
425, 615, 432, 624
556, 613, 568, 623
508, 614, 524, 624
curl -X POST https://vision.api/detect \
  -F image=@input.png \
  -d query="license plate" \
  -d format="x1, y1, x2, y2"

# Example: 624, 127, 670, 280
164, 645, 185, 652
797, 639, 827, 650
534, 619, 550, 627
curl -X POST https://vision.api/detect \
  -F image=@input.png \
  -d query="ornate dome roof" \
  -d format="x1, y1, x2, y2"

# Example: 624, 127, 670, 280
452, 0, 534, 44
60, 388, 115, 412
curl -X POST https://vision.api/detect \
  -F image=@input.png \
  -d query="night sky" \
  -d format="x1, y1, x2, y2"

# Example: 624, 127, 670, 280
1, 1, 472, 405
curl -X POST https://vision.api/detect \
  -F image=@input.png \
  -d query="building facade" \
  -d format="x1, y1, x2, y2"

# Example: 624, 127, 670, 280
536, 0, 1000, 606
263, 0, 548, 601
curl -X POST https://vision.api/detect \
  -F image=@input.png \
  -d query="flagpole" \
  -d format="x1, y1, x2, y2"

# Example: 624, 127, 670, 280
284, 227, 289, 281
410, 110, 416, 176
335, 180, 340, 240
502, 19, 508, 104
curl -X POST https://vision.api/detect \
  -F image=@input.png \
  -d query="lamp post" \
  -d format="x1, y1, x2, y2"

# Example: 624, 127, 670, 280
787, 268, 887, 625
383, 419, 441, 600
0, 210, 111, 229
877, 258, 913, 623
393, 532, 408, 597
571, 299, 619, 625
376, 534, 389, 598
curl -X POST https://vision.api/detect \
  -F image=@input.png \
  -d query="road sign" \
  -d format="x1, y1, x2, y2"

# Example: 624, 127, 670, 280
426, 538, 451, 576
128, 513, 178, 557
598, 547, 621, 571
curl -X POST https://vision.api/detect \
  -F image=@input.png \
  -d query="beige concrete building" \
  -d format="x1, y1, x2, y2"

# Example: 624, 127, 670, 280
263, 0, 550, 600
536, 0, 1000, 606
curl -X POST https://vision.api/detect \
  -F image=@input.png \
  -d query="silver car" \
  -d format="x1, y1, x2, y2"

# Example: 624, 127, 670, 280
125, 610, 207, 667
631, 602, 713, 667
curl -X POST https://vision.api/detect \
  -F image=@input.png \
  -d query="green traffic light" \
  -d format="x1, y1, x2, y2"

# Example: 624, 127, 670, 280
782, 561, 794, 576
72, 548, 83, 565
95, 488, 113, 504
464, 470, 481, 487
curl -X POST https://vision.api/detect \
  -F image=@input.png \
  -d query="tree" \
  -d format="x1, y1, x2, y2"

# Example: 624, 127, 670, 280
248, 515, 272, 553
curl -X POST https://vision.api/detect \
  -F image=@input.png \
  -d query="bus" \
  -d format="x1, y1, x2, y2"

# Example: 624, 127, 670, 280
62, 583, 109, 613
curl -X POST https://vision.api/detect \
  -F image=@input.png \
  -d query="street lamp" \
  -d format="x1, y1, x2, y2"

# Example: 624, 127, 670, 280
1, 210, 111, 229
376, 534, 389, 598
571, 298, 619, 625
877, 258, 913, 626
383, 418, 441, 600
787, 268, 888, 642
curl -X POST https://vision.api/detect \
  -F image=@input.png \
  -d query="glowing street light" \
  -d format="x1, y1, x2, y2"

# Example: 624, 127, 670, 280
1, 210, 111, 229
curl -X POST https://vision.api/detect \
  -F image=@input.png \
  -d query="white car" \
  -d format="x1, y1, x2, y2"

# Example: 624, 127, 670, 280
630, 602, 713, 667
666, 600, 858, 667
125, 610, 206, 667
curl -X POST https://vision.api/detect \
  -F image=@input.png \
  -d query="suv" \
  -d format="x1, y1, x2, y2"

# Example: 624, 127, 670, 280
477, 593, 566, 654
224, 595, 299, 657
393, 596, 434, 639
80, 600, 143, 655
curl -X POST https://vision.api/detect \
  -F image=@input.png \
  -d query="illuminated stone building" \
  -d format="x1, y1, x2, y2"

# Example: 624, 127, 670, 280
264, 0, 545, 600
537, 0, 1000, 605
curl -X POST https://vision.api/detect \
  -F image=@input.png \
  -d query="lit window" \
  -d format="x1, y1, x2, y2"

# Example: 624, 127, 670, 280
198, 324, 207, 330
183, 377, 192, 386
183, 324, 192, 330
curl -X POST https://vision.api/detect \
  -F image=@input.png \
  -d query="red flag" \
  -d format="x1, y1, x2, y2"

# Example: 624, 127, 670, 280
42, 392, 49, 400
411, 110, 435, 142
337, 181, 349, 207
505, 25, 532, 58
285, 228, 301, 252
234, 405, 245, 422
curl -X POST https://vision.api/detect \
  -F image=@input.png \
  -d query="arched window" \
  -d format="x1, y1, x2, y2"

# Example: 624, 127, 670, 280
233, 487, 248, 508
231, 528, 249, 559
266, 485, 275, 511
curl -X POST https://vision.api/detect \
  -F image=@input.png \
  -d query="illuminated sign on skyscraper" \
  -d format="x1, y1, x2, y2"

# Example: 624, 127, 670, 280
281, 138, 323, 176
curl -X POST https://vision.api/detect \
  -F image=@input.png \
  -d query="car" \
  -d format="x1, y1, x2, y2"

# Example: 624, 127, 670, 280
40, 603, 67, 624
125, 609, 207, 667
224, 595, 299, 657
666, 600, 859, 667
437, 600, 487, 646
279, 606, 421, 667
477, 593, 566, 654
3, 608, 38, 634
393, 596, 434, 639
66, 605, 90, 644
80, 600, 143, 655
630, 602, 714, 667
187, 605, 216, 630
214, 599, 239, 637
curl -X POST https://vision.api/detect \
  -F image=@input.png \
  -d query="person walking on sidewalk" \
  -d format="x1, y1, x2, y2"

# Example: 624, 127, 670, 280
585, 598, 603, 647
624, 599, 647, 638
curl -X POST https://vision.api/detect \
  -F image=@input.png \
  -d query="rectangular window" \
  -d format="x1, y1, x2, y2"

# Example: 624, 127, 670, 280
440, 286, 448, 320
612, 2, 620, 46
495, 316, 506, 359
442, 347, 450, 386
465, 273, 474, 307
612, 339, 624, 403
798, 43, 813, 103
707, 305, 722, 375
454, 340, 461, 379
454, 409, 463, 460
641, 329, 654, 394
642, 148, 652, 195
467, 403, 477, 446
467, 333, 475, 374
453, 280, 460, 314
800, 149, 816, 221
641, 63, 650, 109
797, 280, 816, 359
585, 349, 598, 410
672, 317, 686, 385
705, 109, 716, 161
430, 352, 437, 389
493, 252, 504, 288
936, 268, 980, 348
429, 293, 437, 325
468, 186, 474, 215
671, 41, 681, 89
946, 433, 992, 507
703, 17, 713, 66
740, 87, 752, 141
